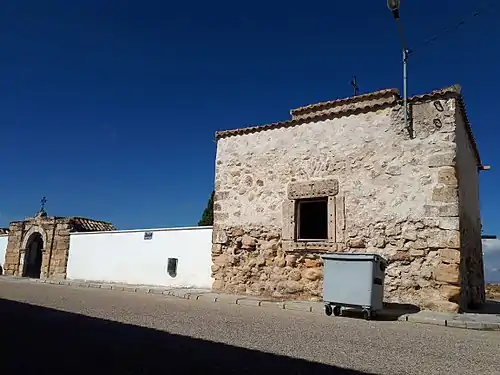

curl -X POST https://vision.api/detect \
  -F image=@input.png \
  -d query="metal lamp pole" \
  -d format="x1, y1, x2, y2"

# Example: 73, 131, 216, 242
387, 0, 412, 137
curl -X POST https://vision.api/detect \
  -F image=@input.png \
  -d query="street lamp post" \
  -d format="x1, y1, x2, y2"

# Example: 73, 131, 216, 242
387, 0, 412, 137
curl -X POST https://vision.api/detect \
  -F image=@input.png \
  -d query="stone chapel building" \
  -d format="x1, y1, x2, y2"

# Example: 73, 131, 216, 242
211, 85, 485, 313
2, 209, 114, 279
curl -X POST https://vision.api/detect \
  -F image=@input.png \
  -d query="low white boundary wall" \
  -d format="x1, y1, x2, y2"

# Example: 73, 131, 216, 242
0, 235, 8, 272
67, 226, 213, 288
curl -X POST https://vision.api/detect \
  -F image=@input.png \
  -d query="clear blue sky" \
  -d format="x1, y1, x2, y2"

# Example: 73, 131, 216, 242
0, 0, 499, 232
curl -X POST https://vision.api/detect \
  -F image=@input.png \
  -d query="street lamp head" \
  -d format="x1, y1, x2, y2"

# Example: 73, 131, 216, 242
387, 0, 400, 19
387, 0, 400, 10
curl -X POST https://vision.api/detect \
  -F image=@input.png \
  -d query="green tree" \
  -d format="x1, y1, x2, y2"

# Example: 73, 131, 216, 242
198, 190, 214, 226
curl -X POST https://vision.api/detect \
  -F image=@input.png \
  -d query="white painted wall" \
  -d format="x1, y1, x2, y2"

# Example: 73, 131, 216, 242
0, 235, 7, 273
67, 227, 213, 288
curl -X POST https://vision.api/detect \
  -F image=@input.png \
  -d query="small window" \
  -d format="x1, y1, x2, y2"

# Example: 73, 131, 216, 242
167, 258, 178, 278
296, 198, 328, 241
144, 232, 153, 240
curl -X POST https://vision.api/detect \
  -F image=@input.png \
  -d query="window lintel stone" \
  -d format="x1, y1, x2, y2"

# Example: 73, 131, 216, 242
287, 178, 339, 200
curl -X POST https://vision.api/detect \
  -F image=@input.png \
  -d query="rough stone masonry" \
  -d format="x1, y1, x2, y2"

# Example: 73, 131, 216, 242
3, 211, 115, 280
211, 85, 485, 313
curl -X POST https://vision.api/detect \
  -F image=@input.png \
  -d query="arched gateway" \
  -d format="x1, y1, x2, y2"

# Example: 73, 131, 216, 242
22, 232, 44, 278
1, 201, 115, 279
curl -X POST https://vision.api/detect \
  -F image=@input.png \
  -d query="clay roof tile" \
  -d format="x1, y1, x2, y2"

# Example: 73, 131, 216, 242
69, 217, 116, 233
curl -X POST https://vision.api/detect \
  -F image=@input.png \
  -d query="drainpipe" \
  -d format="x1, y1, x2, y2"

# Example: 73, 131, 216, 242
46, 217, 57, 278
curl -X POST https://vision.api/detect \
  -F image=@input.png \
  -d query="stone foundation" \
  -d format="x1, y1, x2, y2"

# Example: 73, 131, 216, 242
212, 220, 466, 313
212, 226, 324, 300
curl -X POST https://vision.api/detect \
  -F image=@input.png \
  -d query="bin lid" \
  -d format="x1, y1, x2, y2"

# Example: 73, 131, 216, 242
321, 252, 387, 263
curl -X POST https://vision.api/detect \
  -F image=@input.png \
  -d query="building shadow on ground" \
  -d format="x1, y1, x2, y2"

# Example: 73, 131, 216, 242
0, 298, 373, 375
379, 302, 421, 321
465, 300, 500, 315
333, 302, 420, 321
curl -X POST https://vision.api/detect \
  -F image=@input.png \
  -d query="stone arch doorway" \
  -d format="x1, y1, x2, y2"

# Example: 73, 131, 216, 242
22, 232, 44, 278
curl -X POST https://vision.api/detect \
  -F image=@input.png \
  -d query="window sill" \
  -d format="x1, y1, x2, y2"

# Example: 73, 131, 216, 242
282, 240, 345, 253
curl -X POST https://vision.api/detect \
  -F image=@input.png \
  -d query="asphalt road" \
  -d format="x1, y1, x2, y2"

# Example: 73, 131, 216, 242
1, 279, 499, 375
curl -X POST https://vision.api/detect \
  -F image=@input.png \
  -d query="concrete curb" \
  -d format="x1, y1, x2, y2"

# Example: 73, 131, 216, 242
3, 277, 500, 331
23, 278, 328, 316
397, 312, 500, 331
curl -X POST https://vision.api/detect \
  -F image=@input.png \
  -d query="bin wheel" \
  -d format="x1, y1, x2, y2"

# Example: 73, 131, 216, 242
362, 309, 372, 320
333, 306, 342, 317
325, 304, 333, 316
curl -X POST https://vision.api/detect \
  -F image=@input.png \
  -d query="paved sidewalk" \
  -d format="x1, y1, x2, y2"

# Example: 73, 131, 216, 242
2, 276, 500, 331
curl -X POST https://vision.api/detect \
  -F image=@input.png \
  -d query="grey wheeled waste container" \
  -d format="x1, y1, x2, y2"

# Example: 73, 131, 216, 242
321, 253, 387, 320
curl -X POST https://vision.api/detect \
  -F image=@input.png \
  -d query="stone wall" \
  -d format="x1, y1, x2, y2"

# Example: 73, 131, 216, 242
212, 89, 480, 313
212, 226, 323, 299
3, 216, 71, 279
455, 105, 485, 308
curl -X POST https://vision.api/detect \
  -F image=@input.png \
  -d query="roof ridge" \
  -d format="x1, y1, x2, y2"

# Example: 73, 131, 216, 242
70, 216, 113, 224
290, 88, 400, 117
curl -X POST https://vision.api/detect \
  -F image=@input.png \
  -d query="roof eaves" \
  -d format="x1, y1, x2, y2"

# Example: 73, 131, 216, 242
216, 89, 400, 140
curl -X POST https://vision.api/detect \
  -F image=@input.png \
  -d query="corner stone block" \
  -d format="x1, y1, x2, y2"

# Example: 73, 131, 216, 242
438, 217, 460, 230
433, 263, 460, 285
214, 191, 229, 201
212, 228, 228, 244
423, 300, 460, 314
427, 230, 460, 249
440, 284, 461, 303
438, 248, 460, 264
432, 186, 458, 203
212, 244, 223, 255
424, 203, 459, 217
437, 167, 458, 187
439, 203, 459, 217
427, 152, 456, 167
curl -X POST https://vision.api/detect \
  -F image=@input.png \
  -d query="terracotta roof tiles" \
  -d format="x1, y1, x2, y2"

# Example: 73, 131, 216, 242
69, 217, 116, 233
